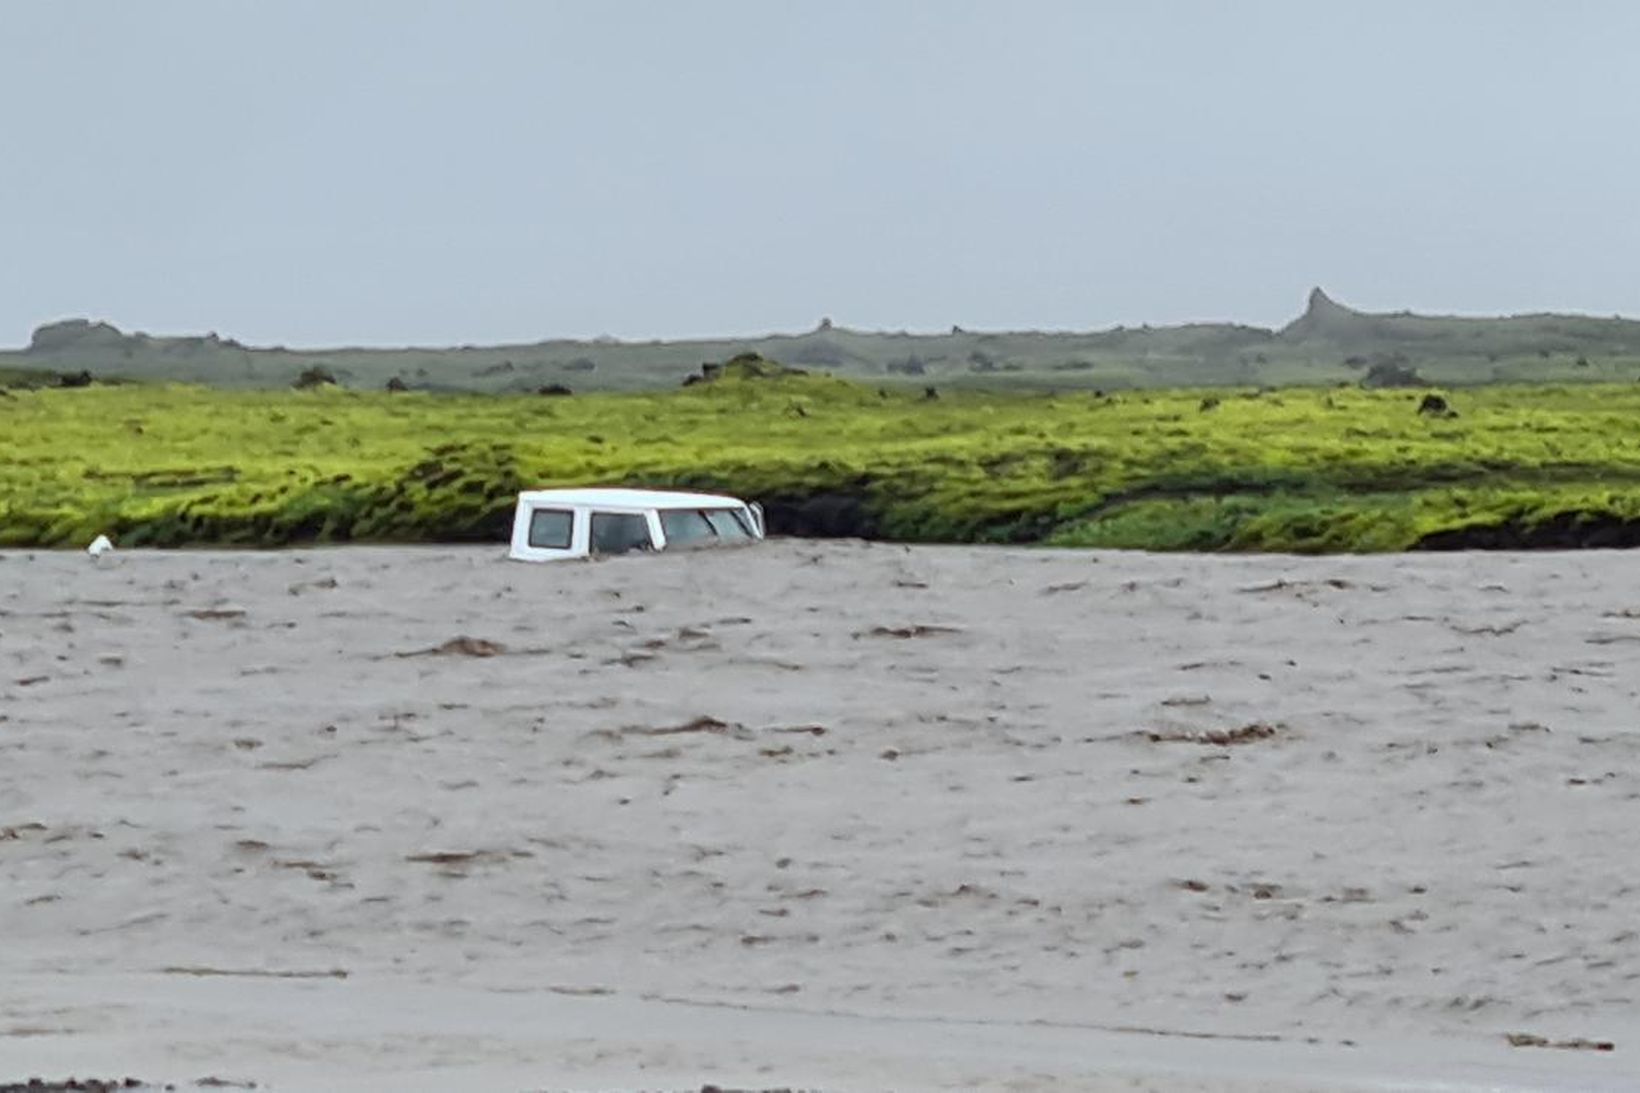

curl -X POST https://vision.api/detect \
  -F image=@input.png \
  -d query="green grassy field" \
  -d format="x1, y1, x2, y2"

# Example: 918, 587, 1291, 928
6, 359, 1640, 552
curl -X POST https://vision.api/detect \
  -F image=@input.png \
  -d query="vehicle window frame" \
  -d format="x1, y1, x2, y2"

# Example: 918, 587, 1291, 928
659, 507, 718, 549
527, 507, 575, 550
588, 509, 656, 556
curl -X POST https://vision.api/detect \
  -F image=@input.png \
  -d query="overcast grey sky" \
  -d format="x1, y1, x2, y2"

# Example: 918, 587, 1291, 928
3, 1, 1638, 347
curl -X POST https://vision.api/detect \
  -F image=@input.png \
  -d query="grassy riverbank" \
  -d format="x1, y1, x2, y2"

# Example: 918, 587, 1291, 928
5, 365, 1640, 551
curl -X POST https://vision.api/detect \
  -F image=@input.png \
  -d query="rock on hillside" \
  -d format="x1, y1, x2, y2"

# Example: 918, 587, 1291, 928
26, 318, 244, 357
27, 318, 135, 353
1278, 287, 1381, 342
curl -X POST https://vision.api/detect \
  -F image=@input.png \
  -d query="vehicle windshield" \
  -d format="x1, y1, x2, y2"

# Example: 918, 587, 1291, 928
704, 508, 754, 540
658, 507, 754, 548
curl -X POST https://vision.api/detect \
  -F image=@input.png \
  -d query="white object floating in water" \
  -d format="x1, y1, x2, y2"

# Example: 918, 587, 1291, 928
87, 534, 115, 557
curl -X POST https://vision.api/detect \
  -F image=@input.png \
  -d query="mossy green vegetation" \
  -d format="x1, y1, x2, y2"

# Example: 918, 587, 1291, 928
5, 367, 1640, 552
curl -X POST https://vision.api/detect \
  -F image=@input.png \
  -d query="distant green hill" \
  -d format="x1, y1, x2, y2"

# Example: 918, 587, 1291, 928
7, 289, 1640, 392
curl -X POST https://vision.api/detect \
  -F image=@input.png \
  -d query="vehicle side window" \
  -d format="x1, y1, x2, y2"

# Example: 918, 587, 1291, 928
703, 508, 752, 540
589, 511, 653, 555
660, 509, 716, 546
528, 508, 574, 549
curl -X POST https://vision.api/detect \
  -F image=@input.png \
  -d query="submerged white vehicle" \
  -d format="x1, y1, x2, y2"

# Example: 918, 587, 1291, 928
507, 487, 766, 562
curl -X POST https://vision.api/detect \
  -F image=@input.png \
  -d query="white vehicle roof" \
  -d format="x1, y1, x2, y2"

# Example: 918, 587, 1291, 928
514, 487, 747, 510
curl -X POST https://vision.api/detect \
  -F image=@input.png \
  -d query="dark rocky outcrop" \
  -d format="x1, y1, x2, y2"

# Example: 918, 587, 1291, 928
27, 318, 132, 353
681, 353, 808, 387
292, 366, 337, 389
1416, 512, 1640, 551
758, 493, 879, 539
1279, 287, 1377, 341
